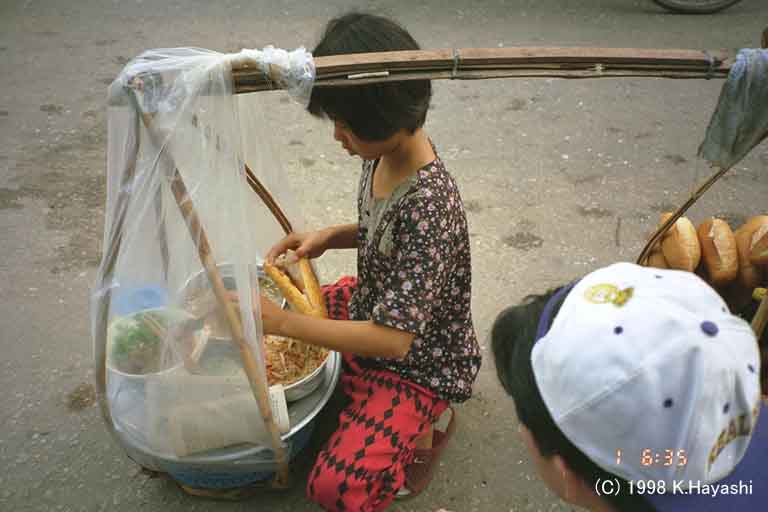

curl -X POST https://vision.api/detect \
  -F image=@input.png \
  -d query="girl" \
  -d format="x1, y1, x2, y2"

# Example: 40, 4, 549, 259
259, 12, 481, 511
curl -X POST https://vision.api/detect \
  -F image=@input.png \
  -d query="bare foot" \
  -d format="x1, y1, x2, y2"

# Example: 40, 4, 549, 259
414, 426, 433, 450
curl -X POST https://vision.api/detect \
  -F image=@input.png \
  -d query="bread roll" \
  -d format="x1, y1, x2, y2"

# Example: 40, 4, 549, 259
750, 222, 768, 265
645, 237, 669, 269
642, 216, 669, 269
697, 218, 738, 286
647, 250, 669, 269
659, 212, 674, 237
659, 213, 701, 272
735, 216, 768, 289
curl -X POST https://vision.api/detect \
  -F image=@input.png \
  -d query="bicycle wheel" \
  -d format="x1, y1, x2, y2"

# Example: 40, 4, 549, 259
652, 0, 742, 13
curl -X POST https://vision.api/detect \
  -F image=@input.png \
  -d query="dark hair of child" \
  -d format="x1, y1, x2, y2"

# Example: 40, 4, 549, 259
491, 287, 655, 512
307, 12, 432, 141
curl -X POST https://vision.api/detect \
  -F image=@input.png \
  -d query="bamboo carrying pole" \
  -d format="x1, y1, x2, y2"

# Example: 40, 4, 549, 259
232, 47, 733, 93
135, 108, 291, 488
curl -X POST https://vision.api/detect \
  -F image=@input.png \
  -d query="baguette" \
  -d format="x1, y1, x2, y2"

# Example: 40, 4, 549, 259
276, 251, 306, 293
735, 216, 768, 290
659, 213, 701, 272
299, 258, 327, 318
697, 218, 738, 287
263, 262, 314, 315
750, 222, 768, 265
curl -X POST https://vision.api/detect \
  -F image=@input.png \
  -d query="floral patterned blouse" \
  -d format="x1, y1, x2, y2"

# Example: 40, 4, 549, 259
348, 154, 481, 402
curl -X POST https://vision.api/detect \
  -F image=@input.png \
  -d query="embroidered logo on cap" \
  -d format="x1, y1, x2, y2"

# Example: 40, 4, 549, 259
707, 401, 760, 470
584, 284, 634, 307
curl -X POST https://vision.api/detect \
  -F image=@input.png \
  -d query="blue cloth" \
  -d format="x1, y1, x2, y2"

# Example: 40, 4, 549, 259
536, 281, 578, 340
698, 49, 768, 169
649, 404, 768, 511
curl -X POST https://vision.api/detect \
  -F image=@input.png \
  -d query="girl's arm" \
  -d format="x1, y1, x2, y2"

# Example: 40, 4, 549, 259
261, 298, 414, 359
323, 223, 359, 251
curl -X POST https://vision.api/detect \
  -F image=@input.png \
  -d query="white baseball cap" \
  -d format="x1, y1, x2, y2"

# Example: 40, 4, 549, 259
532, 262, 762, 489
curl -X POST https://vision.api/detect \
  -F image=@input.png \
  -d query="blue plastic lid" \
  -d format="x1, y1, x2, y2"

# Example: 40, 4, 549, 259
112, 285, 168, 316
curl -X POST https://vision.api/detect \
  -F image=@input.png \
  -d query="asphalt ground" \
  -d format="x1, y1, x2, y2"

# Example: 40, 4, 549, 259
1, 1, 766, 510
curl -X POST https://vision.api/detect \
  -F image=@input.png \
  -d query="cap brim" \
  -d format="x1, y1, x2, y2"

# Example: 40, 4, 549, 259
648, 403, 768, 511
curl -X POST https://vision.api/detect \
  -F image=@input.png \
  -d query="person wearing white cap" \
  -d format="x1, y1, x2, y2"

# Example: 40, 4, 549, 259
491, 262, 767, 511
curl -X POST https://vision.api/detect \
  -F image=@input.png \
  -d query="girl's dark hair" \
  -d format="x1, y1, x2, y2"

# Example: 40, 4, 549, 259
308, 12, 432, 141
491, 288, 655, 512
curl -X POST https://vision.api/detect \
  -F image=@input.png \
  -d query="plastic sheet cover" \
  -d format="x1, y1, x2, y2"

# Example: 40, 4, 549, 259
90, 47, 314, 466
699, 48, 768, 170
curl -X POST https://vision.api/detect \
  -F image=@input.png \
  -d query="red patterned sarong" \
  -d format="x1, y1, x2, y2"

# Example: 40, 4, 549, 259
307, 277, 448, 511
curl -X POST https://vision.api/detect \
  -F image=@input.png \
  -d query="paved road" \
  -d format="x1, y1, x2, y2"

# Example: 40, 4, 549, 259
1, 1, 766, 511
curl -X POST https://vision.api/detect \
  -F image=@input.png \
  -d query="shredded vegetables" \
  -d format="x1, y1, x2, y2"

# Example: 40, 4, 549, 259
264, 335, 328, 386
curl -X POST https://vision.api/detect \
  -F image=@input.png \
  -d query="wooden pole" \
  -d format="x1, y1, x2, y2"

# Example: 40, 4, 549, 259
753, 290, 768, 395
135, 110, 291, 488
244, 163, 293, 235
754, 293, 768, 337
636, 166, 731, 265
94, 88, 142, 438
155, 185, 170, 282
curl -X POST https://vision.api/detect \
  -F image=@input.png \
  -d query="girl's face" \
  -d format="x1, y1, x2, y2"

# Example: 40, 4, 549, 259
332, 120, 401, 160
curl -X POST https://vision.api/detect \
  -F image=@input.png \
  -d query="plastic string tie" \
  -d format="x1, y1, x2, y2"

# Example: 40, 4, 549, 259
703, 50, 715, 80
452, 49, 461, 79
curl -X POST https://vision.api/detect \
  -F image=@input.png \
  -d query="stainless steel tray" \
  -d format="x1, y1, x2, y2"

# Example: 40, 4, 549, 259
111, 350, 341, 470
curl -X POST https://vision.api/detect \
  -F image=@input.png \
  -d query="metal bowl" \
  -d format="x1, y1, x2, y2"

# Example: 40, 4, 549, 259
180, 262, 286, 318
280, 346, 331, 402
179, 262, 330, 401
288, 363, 327, 401
179, 262, 284, 346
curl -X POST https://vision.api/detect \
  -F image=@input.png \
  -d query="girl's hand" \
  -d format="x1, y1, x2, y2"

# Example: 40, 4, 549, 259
266, 229, 331, 264
257, 295, 287, 336
226, 291, 287, 336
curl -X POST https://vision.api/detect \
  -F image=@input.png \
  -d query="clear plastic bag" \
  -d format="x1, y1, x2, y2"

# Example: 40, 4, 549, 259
91, 47, 314, 473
